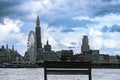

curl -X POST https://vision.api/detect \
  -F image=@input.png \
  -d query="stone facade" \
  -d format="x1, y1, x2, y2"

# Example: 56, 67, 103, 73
0, 45, 22, 64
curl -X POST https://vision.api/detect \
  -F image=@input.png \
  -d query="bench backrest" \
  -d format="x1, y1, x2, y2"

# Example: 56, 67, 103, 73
44, 61, 92, 80
44, 61, 91, 68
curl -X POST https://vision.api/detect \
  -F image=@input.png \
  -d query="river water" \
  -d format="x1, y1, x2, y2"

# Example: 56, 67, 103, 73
0, 68, 120, 80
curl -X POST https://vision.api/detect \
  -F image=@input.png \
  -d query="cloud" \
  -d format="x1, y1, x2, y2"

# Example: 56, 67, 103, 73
88, 24, 120, 55
0, 0, 120, 56
1, 0, 120, 19
48, 18, 97, 28
61, 28, 74, 33
1, 0, 120, 26
41, 13, 120, 55
102, 24, 120, 32
0, 0, 27, 19
0, 17, 27, 56
93, 0, 120, 16
0, 0, 23, 9
110, 24, 120, 32
101, 26, 109, 32
40, 23, 84, 53
103, 39, 117, 48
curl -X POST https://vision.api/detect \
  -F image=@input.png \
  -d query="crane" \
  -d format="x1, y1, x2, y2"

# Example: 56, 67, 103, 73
68, 46, 75, 50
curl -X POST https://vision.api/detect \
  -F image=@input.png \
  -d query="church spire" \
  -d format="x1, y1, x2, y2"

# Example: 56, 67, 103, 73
47, 39, 49, 45
6, 44, 8, 49
35, 15, 42, 49
12, 45, 14, 51
36, 15, 40, 27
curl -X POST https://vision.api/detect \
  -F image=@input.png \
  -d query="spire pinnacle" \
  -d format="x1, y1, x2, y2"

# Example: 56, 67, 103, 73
12, 45, 14, 51
36, 15, 40, 26
47, 39, 49, 45
6, 44, 8, 49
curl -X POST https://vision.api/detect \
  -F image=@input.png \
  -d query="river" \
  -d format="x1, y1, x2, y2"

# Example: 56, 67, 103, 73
0, 68, 120, 80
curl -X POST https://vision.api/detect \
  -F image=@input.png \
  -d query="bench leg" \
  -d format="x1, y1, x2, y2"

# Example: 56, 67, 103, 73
89, 74, 92, 80
44, 73, 47, 80
44, 68, 47, 80
89, 68, 92, 80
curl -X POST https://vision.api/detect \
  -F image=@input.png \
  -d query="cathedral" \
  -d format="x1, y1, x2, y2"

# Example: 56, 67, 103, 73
24, 16, 59, 64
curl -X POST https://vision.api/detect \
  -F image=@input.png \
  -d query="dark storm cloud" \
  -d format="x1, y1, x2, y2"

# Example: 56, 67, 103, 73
0, 0, 22, 9
102, 24, 120, 32
110, 25, 120, 32
42, 0, 120, 27
61, 28, 74, 33
1, 0, 120, 26
78, 0, 120, 17
0, 0, 28, 19
94, 4, 120, 16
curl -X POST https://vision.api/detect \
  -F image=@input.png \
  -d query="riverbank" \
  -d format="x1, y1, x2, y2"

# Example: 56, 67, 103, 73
0, 63, 120, 68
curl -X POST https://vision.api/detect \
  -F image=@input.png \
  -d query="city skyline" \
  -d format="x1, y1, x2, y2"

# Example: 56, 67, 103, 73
0, 0, 120, 56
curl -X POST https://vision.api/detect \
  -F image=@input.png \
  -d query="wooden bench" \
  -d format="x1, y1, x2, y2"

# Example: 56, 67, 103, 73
44, 61, 92, 80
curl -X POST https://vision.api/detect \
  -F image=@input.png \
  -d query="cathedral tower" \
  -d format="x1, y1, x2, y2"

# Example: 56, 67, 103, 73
35, 15, 42, 50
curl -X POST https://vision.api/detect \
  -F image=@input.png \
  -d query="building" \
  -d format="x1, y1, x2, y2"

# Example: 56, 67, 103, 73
109, 56, 118, 63
73, 35, 100, 62
99, 54, 109, 63
90, 50, 99, 62
79, 36, 91, 61
24, 16, 59, 64
73, 54, 89, 61
81, 36, 90, 54
57, 50, 74, 61
0, 44, 22, 65
44, 40, 51, 52
24, 16, 119, 66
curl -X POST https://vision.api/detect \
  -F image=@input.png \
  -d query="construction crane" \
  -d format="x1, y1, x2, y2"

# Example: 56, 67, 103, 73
68, 46, 75, 50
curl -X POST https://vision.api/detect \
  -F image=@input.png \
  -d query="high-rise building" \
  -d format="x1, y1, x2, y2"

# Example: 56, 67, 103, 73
81, 35, 90, 54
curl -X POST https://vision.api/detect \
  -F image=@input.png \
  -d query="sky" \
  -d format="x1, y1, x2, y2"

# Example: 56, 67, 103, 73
0, 0, 120, 56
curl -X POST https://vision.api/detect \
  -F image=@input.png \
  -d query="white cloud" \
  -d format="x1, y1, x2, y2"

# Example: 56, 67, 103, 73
0, 17, 27, 56
90, 37, 103, 49
94, 14, 120, 26
103, 39, 117, 48
2, 0, 120, 56
86, 14, 120, 55
39, 13, 120, 55
19, 0, 93, 21
40, 23, 87, 53
65, 14, 119, 55
89, 29, 102, 37
38, 13, 120, 55
41, 23, 57, 47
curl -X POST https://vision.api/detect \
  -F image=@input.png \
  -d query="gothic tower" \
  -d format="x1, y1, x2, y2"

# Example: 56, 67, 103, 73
35, 15, 42, 50
81, 35, 90, 54
44, 40, 51, 52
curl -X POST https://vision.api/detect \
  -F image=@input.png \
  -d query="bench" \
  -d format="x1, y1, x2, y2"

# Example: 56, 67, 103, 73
44, 61, 92, 80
